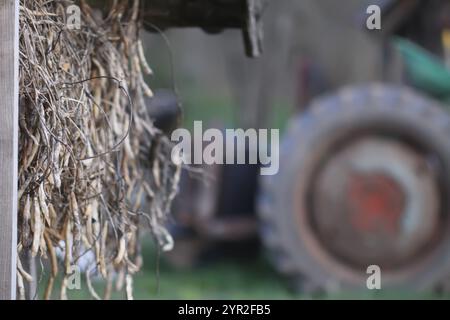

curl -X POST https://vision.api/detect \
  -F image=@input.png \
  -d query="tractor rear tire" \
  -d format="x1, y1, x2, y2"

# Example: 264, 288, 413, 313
258, 84, 450, 293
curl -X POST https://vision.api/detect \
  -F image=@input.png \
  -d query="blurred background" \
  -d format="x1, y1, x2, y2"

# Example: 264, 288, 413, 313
76, 0, 450, 299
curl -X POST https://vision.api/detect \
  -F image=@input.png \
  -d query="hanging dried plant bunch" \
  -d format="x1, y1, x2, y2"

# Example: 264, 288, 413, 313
18, 0, 180, 300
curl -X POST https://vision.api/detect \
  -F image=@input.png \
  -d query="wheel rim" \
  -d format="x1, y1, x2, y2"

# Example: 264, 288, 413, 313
307, 136, 443, 273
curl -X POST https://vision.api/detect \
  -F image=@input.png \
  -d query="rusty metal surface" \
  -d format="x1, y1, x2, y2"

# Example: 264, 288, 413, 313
309, 137, 441, 272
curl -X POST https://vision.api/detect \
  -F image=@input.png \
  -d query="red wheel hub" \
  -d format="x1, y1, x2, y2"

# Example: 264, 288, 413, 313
348, 173, 405, 235
306, 137, 441, 271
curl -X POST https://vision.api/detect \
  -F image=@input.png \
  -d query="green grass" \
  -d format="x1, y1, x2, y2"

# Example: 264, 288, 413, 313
139, 251, 295, 300
50, 245, 297, 300
40, 238, 450, 300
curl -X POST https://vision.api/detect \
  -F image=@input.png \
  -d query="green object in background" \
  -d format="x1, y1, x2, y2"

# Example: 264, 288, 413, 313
393, 37, 450, 102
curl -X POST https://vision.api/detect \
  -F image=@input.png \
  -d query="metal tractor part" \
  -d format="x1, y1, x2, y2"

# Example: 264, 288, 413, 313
166, 147, 261, 268
258, 84, 450, 293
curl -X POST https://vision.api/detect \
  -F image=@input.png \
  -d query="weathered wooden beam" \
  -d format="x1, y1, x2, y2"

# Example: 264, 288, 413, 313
87, 0, 268, 57
140, 0, 268, 57
0, 0, 19, 300
141, 0, 245, 29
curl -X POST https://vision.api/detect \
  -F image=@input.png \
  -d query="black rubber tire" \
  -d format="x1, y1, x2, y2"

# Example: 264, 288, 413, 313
257, 84, 450, 293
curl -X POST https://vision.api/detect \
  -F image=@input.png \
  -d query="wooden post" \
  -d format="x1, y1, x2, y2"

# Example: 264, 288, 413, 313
0, 0, 19, 300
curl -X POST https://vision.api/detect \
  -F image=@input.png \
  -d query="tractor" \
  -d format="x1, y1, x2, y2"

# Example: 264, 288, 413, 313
150, 0, 450, 294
